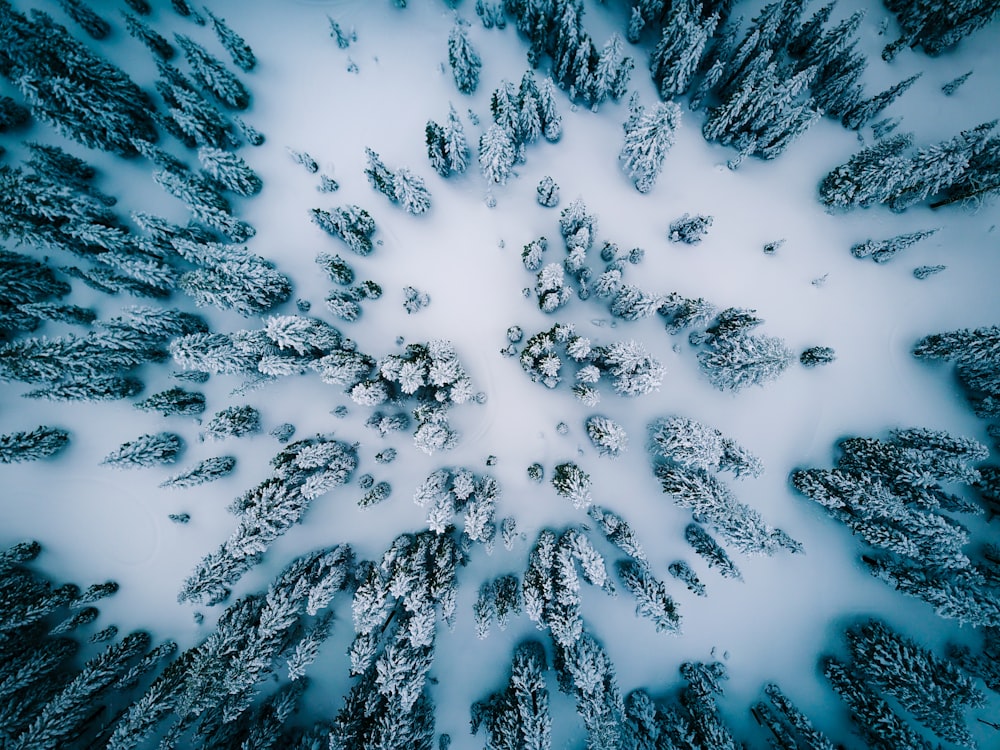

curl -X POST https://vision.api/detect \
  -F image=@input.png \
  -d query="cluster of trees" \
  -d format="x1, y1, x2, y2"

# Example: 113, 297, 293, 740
820, 121, 1000, 210
479, 71, 562, 186
171, 319, 475, 453
883, 0, 1000, 56
822, 617, 986, 749
426, 105, 471, 178
619, 93, 681, 192
0, 3, 158, 155
178, 434, 358, 605
112, 546, 353, 749
504, 0, 634, 107
650, 415, 802, 558
914, 324, 1000, 419
413, 466, 502, 549
153, 59, 241, 150
364, 148, 432, 215
792, 427, 1000, 626
471, 640, 551, 748
629, 0, 928, 166
690, 307, 795, 392
517, 323, 665, 402
0, 305, 205, 405
0, 540, 178, 750
336, 530, 463, 748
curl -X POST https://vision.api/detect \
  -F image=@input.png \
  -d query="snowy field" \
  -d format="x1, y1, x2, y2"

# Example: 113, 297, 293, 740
1, 0, 1000, 748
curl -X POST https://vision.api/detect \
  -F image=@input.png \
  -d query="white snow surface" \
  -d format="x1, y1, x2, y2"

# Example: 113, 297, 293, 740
2, 0, 1000, 747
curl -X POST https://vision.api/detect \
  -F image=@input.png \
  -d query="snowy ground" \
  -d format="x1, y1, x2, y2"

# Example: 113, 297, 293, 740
2, 0, 1000, 747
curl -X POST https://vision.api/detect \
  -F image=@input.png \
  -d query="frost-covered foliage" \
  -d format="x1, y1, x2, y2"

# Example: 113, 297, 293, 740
649, 416, 763, 478
178, 435, 357, 605
102, 432, 184, 469
620, 95, 681, 193
792, 428, 998, 625
914, 324, 1000, 417
586, 416, 628, 458
448, 20, 481, 95
0, 426, 70, 463
551, 462, 592, 509
160, 456, 237, 488
203, 405, 261, 440
668, 213, 713, 244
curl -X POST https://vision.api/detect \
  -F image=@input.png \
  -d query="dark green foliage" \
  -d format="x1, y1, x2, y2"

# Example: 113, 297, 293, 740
155, 62, 237, 149
57, 0, 110, 40
133, 387, 206, 417
800, 346, 836, 367
0, 94, 29, 131
0, 426, 70, 463
0, 250, 71, 340
160, 455, 237, 488
122, 0, 151, 15
102, 432, 183, 469
0, 5, 157, 155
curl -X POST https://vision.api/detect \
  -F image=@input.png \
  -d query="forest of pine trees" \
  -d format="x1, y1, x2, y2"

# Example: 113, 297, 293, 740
0, 1, 998, 748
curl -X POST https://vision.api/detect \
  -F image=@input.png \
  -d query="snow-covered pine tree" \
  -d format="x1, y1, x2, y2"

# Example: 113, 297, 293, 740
102, 432, 184, 469
122, 11, 174, 60
846, 618, 985, 746
393, 168, 432, 214
0, 7, 157, 155
650, 5, 718, 100
593, 339, 665, 397
204, 9, 256, 72
619, 97, 682, 193
443, 105, 471, 175
133, 387, 205, 417
204, 405, 261, 440
551, 461, 592, 509
0, 426, 70, 463
0, 94, 30, 132
197, 147, 262, 197
684, 523, 742, 580
850, 228, 938, 263
818, 132, 914, 209
363, 147, 397, 201
448, 20, 481, 95
160, 456, 237, 488
175, 34, 250, 110
585, 415, 628, 458
668, 213, 713, 243
311, 204, 377, 256
822, 656, 933, 750
425, 119, 450, 177
479, 124, 516, 186
617, 559, 681, 633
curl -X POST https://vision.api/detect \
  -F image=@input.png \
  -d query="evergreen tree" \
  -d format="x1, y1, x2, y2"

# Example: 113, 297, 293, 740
0, 5, 157, 155
122, 11, 174, 60
822, 655, 932, 750
684, 523, 742, 580
394, 168, 432, 214
0, 426, 70, 463
649, 415, 763, 478
818, 132, 914, 209
536, 175, 560, 207
448, 20, 481, 95
198, 146, 262, 196
668, 560, 706, 596
552, 461, 592, 509
668, 213, 713, 243
851, 228, 938, 263
175, 34, 250, 109
443, 105, 471, 174
471, 640, 551, 750
619, 98, 682, 193
593, 339, 664, 397
650, 5, 718, 99
800, 345, 836, 367
479, 124, 516, 186
133, 387, 205, 417
883, 0, 999, 55
102, 432, 184, 469
942, 70, 973, 96
698, 328, 794, 392
537, 77, 563, 142
617, 559, 681, 633
846, 618, 985, 745
0, 94, 30, 131
205, 9, 256, 72
311, 204, 377, 256
425, 119, 450, 177
57, 0, 110, 40
585, 415, 628, 458
842, 73, 920, 131
364, 147, 397, 200
159, 455, 237, 488
204, 405, 261, 440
